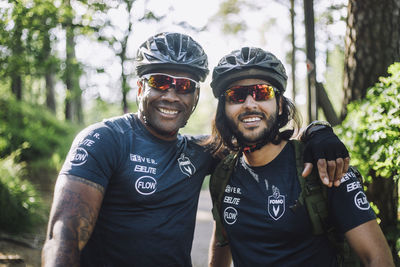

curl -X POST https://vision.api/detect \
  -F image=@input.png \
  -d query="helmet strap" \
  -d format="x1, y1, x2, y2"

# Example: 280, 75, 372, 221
242, 140, 270, 153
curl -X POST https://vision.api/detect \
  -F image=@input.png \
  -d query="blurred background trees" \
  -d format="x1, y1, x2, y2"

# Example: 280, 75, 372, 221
0, 0, 399, 262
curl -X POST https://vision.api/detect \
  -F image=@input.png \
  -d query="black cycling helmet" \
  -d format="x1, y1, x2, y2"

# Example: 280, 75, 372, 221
135, 32, 209, 82
211, 47, 287, 97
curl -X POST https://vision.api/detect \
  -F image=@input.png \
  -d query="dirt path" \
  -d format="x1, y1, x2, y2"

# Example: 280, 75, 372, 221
0, 233, 43, 267
192, 190, 214, 267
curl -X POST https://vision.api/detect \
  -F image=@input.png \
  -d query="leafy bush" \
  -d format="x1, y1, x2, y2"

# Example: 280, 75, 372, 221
0, 97, 78, 185
0, 151, 45, 233
337, 62, 400, 260
337, 63, 400, 182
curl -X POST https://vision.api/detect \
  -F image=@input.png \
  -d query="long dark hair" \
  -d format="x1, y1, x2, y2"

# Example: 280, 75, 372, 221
206, 94, 302, 156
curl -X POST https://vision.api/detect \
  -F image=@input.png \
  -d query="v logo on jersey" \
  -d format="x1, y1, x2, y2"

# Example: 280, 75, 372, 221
267, 185, 285, 221
178, 153, 196, 177
272, 206, 280, 217
183, 165, 192, 175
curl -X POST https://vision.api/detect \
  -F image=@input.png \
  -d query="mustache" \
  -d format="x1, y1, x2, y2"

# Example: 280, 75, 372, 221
238, 111, 266, 121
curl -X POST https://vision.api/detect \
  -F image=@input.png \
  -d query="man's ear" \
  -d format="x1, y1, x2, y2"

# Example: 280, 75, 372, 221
137, 80, 144, 98
191, 88, 200, 114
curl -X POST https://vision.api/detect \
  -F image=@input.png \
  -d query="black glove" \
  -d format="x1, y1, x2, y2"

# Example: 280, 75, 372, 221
303, 127, 349, 163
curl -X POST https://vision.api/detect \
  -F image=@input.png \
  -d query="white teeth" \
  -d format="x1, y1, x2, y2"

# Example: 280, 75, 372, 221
243, 117, 260, 123
159, 108, 178, 115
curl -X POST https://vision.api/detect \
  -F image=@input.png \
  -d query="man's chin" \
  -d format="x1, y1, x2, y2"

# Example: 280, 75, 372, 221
240, 133, 266, 144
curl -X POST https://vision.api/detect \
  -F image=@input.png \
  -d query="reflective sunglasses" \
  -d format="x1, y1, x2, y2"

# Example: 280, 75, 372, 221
225, 84, 276, 104
141, 73, 199, 94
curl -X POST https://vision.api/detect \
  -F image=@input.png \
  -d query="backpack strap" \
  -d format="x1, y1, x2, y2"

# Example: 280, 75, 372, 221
209, 152, 239, 246
291, 140, 330, 235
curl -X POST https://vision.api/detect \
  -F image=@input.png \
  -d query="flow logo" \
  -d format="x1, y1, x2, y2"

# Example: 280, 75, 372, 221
267, 185, 285, 221
354, 191, 370, 210
223, 207, 238, 225
178, 153, 196, 177
135, 176, 157, 195
70, 147, 88, 166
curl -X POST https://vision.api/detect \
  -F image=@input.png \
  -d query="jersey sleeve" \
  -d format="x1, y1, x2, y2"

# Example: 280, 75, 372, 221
328, 169, 376, 234
59, 122, 123, 188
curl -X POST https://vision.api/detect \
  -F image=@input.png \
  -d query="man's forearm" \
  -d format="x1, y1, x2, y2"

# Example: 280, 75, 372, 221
42, 238, 80, 267
42, 175, 104, 266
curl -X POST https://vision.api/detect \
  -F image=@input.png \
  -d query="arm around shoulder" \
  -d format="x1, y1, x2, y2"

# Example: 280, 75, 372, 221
345, 219, 394, 267
41, 174, 104, 267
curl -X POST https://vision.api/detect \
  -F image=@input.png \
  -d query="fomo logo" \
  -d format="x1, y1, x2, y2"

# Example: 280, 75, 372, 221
178, 153, 196, 177
70, 147, 88, 166
135, 176, 157, 195
223, 207, 238, 225
267, 185, 285, 221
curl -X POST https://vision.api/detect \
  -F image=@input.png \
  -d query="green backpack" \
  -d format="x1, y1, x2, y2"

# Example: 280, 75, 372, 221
209, 140, 361, 266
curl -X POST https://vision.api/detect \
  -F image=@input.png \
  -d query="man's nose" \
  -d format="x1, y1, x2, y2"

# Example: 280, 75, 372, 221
160, 87, 180, 101
242, 94, 258, 109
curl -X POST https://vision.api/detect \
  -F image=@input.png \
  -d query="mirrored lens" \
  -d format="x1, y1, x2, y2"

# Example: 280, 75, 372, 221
175, 78, 197, 93
225, 84, 275, 103
147, 75, 173, 90
254, 84, 275, 101
144, 74, 198, 94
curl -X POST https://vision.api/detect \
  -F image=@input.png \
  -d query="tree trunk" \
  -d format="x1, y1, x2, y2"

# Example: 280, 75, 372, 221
64, 0, 83, 123
45, 73, 56, 112
11, 75, 22, 101
290, 0, 296, 101
316, 83, 340, 126
120, 35, 129, 114
65, 23, 74, 121
43, 29, 56, 112
341, 0, 400, 119
11, 16, 24, 101
120, 0, 134, 114
303, 0, 318, 123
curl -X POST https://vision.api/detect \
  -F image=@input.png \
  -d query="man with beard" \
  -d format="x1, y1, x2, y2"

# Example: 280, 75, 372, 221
208, 47, 394, 267
42, 33, 350, 266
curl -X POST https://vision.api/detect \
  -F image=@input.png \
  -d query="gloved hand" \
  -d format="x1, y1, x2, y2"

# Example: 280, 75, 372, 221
301, 127, 350, 187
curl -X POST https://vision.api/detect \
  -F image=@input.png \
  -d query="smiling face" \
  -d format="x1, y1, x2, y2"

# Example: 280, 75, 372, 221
224, 78, 281, 145
137, 69, 199, 141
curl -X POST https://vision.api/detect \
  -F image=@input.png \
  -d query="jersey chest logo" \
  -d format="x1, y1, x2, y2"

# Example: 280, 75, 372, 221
267, 185, 285, 220
178, 153, 196, 177
135, 176, 157, 195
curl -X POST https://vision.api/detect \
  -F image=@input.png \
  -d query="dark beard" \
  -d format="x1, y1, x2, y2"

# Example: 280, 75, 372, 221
227, 111, 280, 146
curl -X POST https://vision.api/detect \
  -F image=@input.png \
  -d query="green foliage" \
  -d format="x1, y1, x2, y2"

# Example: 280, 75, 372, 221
337, 63, 400, 261
212, 0, 248, 35
219, 0, 242, 15
0, 96, 78, 180
84, 97, 135, 125
337, 62, 400, 182
0, 151, 45, 233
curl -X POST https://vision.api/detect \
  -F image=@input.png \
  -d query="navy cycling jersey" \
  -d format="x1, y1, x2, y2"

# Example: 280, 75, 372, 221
221, 142, 376, 267
60, 113, 216, 267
